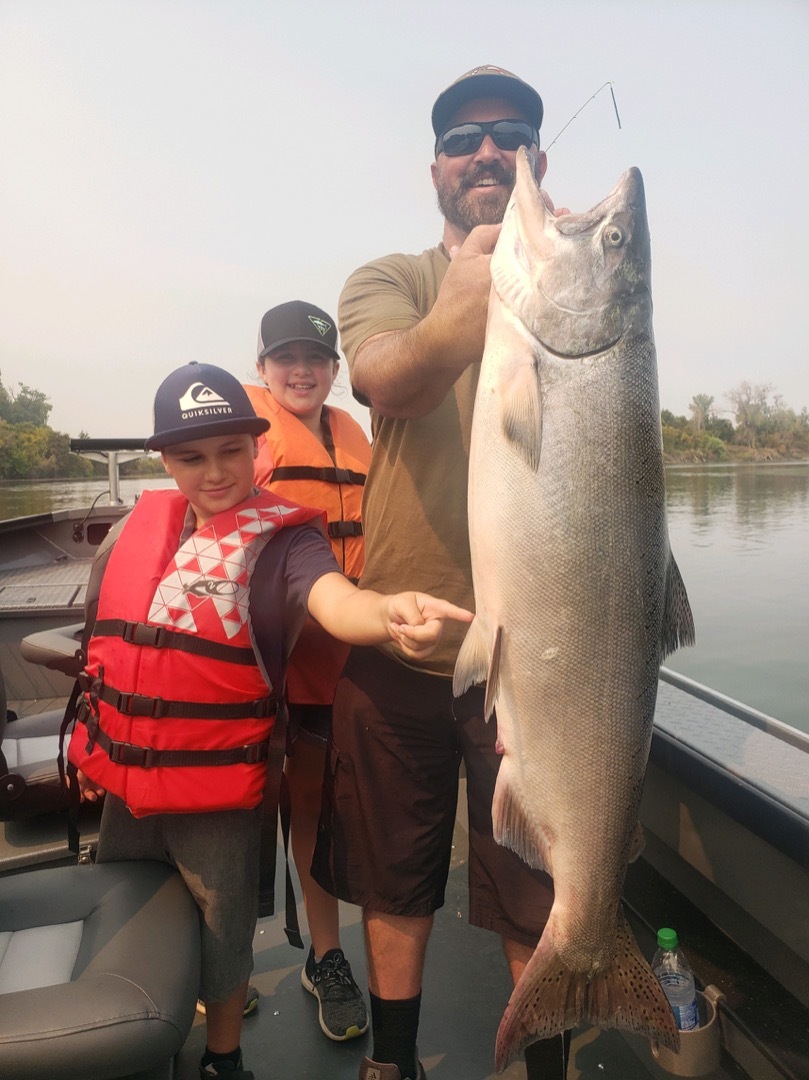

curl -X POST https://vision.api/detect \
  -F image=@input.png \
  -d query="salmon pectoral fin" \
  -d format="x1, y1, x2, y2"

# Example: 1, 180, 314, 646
660, 553, 696, 657
453, 619, 502, 723
495, 907, 680, 1073
492, 761, 551, 873
501, 361, 542, 472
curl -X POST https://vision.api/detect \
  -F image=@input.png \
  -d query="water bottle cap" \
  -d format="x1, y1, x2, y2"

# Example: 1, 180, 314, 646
657, 927, 679, 949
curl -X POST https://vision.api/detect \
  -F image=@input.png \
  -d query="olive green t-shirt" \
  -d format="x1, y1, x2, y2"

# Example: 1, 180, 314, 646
338, 246, 479, 676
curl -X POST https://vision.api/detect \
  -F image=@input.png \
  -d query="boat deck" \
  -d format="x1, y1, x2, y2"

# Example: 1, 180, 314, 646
170, 781, 743, 1080
2, 692, 804, 1078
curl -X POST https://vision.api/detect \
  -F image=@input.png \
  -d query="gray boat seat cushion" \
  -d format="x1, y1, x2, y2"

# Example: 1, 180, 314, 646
0, 860, 200, 1080
0, 708, 68, 819
19, 622, 86, 678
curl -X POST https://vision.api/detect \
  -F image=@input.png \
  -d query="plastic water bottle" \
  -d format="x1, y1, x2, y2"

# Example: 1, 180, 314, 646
652, 927, 699, 1031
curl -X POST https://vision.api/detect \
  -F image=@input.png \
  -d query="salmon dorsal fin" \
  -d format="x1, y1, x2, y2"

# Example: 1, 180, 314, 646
501, 361, 543, 472
660, 554, 695, 658
452, 616, 493, 699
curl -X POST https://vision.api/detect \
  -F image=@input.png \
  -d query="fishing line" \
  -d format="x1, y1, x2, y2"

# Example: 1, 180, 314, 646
545, 81, 622, 152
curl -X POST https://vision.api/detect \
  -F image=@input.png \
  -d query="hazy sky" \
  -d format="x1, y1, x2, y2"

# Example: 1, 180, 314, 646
1, 0, 806, 440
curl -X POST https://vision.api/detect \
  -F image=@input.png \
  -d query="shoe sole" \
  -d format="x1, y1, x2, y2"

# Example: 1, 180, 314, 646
300, 966, 369, 1041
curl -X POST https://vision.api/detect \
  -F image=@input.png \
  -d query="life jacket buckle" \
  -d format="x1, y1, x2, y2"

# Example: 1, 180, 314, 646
122, 622, 167, 648
243, 742, 264, 764
116, 692, 166, 718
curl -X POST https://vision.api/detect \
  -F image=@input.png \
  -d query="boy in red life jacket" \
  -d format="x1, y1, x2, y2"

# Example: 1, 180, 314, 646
68, 362, 471, 1080
244, 301, 372, 1042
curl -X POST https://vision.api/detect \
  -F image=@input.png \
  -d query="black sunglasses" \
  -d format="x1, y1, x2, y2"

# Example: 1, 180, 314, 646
435, 119, 538, 158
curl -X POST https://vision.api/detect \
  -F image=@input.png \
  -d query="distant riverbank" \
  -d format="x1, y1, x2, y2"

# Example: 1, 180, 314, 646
664, 447, 809, 465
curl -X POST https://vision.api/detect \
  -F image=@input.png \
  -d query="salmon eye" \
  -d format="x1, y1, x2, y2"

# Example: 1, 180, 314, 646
604, 226, 624, 247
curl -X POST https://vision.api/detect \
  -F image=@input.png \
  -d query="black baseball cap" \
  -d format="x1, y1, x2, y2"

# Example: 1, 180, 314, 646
257, 300, 339, 361
144, 362, 269, 451
431, 65, 544, 137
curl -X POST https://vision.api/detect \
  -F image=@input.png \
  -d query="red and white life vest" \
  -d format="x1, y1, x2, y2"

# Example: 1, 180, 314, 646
68, 488, 322, 816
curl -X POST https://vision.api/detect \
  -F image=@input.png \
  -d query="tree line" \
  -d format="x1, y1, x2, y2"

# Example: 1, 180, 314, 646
1, 371, 807, 480
0, 373, 163, 480
662, 383, 809, 461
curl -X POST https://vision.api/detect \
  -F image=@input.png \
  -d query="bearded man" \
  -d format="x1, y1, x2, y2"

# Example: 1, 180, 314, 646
312, 66, 570, 1080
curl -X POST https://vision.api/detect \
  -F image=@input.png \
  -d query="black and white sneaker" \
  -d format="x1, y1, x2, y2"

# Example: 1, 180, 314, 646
301, 946, 370, 1041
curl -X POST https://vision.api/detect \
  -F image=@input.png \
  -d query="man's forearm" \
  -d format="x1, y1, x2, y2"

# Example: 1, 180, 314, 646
351, 319, 472, 419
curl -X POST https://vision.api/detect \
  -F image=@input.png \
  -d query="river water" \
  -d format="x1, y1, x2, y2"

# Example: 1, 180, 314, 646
1, 463, 807, 733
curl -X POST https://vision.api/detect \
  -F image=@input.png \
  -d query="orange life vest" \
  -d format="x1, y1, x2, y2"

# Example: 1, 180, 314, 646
244, 386, 371, 704
68, 488, 322, 816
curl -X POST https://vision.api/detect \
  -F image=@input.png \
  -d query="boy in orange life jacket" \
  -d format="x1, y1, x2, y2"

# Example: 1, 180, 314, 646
68, 362, 471, 1080
244, 300, 372, 1042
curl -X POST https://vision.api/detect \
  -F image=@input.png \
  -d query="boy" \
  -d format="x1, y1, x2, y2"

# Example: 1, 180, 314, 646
69, 362, 471, 1080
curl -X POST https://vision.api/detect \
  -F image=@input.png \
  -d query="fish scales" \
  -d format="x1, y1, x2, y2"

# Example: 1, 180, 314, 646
453, 148, 694, 1070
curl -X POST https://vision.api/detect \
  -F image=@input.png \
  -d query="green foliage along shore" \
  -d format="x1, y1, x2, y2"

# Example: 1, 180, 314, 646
662, 384, 809, 462
1, 372, 807, 480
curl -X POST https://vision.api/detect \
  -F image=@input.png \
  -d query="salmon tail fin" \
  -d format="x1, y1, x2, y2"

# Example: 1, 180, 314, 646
453, 619, 502, 723
492, 759, 552, 873
495, 907, 680, 1073
661, 553, 695, 657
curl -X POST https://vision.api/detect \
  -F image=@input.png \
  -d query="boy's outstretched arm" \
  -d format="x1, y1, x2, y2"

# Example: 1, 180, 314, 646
307, 572, 473, 661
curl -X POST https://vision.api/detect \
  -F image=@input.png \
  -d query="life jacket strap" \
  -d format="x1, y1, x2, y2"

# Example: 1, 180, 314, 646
92, 619, 257, 666
327, 521, 364, 539
90, 724, 270, 768
85, 677, 275, 720
270, 465, 366, 486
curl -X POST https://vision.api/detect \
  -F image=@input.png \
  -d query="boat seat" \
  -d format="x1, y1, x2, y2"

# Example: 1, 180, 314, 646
1, 656, 73, 820
19, 622, 86, 678
0, 859, 200, 1080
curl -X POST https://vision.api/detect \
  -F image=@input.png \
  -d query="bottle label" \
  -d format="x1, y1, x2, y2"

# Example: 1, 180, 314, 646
674, 998, 699, 1031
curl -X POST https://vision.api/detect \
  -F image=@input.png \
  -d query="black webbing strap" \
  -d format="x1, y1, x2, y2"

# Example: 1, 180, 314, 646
55, 679, 86, 856
270, 465, 366, 486
280, 769, 303, 949
255, 699, 304, 948
92, 619, 257, 666
327, 521, 364, 539
90, 679, 275, 720
90, 724, 270, 768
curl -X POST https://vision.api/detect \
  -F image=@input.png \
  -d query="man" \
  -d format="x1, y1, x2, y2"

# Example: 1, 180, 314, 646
312, 67, 570, 1080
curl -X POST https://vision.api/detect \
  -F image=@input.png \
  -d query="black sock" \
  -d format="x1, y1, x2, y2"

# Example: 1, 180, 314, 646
201, 1046, 241, 1068
524, 1031, 571, 1080
370, 991, 421, 1077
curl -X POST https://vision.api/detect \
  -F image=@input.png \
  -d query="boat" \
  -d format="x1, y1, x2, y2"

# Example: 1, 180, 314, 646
1, 445, 807, 1080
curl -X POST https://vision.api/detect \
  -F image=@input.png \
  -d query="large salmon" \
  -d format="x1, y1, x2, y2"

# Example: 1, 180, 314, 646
453, 148, 694, 1070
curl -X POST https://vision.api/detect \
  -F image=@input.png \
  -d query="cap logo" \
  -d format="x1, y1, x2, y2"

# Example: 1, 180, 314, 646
178, 381, 233, 421
308, 315, 332, 337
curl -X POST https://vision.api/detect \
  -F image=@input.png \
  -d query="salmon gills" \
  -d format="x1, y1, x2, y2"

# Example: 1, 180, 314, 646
453, 149, 695, 1070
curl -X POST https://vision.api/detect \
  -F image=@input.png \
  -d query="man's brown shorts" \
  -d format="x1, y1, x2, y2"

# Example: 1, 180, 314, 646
311, 646, 554, 948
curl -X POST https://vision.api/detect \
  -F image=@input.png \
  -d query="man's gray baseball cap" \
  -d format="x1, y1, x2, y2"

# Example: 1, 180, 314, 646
431, 65, 544, 137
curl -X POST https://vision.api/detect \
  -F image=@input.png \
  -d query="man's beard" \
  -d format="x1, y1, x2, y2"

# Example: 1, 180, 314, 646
436, 161, 515, 233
